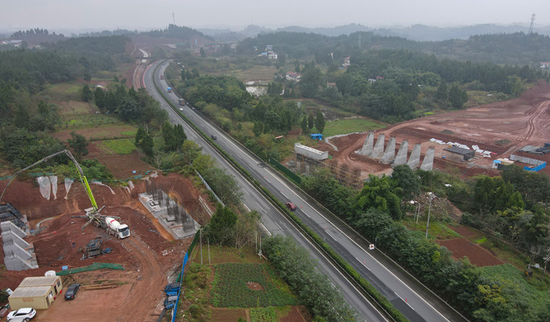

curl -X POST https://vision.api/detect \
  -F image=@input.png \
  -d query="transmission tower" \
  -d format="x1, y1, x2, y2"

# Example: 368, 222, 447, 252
528, 13, 536, 34
172, 12, 175, 25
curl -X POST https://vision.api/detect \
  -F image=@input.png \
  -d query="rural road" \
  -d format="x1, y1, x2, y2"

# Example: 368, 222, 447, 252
144, 60, 388, 322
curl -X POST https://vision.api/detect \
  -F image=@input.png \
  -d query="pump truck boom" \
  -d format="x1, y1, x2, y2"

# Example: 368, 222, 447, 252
0, 149, 130, 239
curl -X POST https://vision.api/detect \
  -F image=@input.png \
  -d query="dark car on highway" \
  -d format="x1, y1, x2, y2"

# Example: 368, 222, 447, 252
65, 283, 81, 300
285, 202, 297, 211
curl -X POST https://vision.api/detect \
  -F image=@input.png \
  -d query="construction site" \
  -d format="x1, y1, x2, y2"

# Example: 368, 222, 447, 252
0, 168, 213, 322
291, 81, 550, 185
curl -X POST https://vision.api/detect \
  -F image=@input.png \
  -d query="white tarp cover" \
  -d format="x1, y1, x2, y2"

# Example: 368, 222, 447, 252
91, 181, 116, 195
64, 178, 74, 199
49, 176, 58, 200
128, 181, 135, 190
37, 176, 51, 200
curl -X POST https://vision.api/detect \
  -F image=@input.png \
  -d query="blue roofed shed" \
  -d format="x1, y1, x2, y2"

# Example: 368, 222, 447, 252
310, 133, 323, 140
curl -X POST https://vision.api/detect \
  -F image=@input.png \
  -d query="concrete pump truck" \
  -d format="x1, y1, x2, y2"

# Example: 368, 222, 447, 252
0, 149, 130, 239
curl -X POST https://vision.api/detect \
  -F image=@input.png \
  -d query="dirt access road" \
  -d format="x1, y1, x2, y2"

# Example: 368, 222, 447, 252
36, 237, 167, 322
326, 81, 550, 178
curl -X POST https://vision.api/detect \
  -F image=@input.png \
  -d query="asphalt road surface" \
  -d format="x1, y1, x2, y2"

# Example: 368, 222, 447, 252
144, 60, 389, 322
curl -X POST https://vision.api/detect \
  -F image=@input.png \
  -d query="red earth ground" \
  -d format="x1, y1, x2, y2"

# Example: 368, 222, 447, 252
0, 173, 213, 322
318, 81, 550, 180
438, 238, 504, 267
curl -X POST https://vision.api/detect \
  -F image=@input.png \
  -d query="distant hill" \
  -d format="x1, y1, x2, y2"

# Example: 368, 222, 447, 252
204, 23, 550, 43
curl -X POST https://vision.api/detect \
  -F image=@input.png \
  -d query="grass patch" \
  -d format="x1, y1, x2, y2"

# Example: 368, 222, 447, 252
207, 65, 278, 82
58, 114, 122, 130
403, 217, 461, 240
474, 236, 487, 244
47, 83, 82, 95
480, 264, 550, 318
479, 236, 530, 270
182, 263, 212, 321
211, 263, 296, 308
195, 246, 264, 265
323, 118, 385, 137
440, 129, 455, 135
424, 111, 435, 115
250, 307, 278, 322
102, 139, 136, 155
121, 130, 137, 136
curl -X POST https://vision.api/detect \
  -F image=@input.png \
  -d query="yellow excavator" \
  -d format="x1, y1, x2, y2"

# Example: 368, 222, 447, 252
0, 149, 130, 239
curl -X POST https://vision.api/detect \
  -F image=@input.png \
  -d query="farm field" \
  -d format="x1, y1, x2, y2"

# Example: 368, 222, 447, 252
323, 117, 385, 137
182, 246, 308, 322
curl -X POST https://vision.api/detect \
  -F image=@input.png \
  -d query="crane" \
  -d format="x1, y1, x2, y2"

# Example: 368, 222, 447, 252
0, 149, 126, 236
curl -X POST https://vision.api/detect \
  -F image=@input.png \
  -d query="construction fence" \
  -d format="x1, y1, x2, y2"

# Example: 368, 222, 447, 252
171, 229, 201, 322
56, 262, 124, 276
269, 158, 301, 184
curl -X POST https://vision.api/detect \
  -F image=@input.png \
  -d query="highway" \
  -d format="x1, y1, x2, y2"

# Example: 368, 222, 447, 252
144, 60, 388, 322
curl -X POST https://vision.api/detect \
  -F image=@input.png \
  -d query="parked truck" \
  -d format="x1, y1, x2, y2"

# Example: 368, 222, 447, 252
167, 87, 172, 93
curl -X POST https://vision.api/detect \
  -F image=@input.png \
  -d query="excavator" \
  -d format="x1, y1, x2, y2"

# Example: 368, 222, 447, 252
0, 149, 130, 238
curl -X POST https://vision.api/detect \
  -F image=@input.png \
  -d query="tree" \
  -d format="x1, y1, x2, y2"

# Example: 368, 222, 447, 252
180, 140, 202, 165
391, 164, 421, 200
162, 122, 177, 152
68, 131, 89, 159
314, 110, 325, 134
200, 47, 206, 58
308, 113, 315, 129
449, 85, 467, 109
174, 124, 186, 149
436, 79, 448, 102
135, 127, 146, 147
301, 116, 308, 135
294, 60, 300, 73
141, 134, 154, 157
300, 67, 323, 98
82, 84, 93, 102
206, 205, 238, 245
354, 174, 403, 220
252, 122, 264, 137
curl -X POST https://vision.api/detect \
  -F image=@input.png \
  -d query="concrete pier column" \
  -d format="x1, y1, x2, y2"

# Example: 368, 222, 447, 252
359, 131, 374, 156
420, 147, 435, 171
407, 143, 422, 169
381, 137, 396, 164
394, 140, 409, 165
370, 134, 385, 159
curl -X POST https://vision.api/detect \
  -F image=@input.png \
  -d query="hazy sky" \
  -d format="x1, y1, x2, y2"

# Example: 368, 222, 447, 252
2, 0, 549, 32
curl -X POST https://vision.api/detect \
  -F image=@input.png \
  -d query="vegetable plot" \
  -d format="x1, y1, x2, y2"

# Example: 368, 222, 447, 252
211, 263, 296, 308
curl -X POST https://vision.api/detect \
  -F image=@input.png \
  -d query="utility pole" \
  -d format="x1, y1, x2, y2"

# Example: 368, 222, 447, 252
172, 12, 175, 25
425, 192, 436, 239
528, 13, 536, 34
